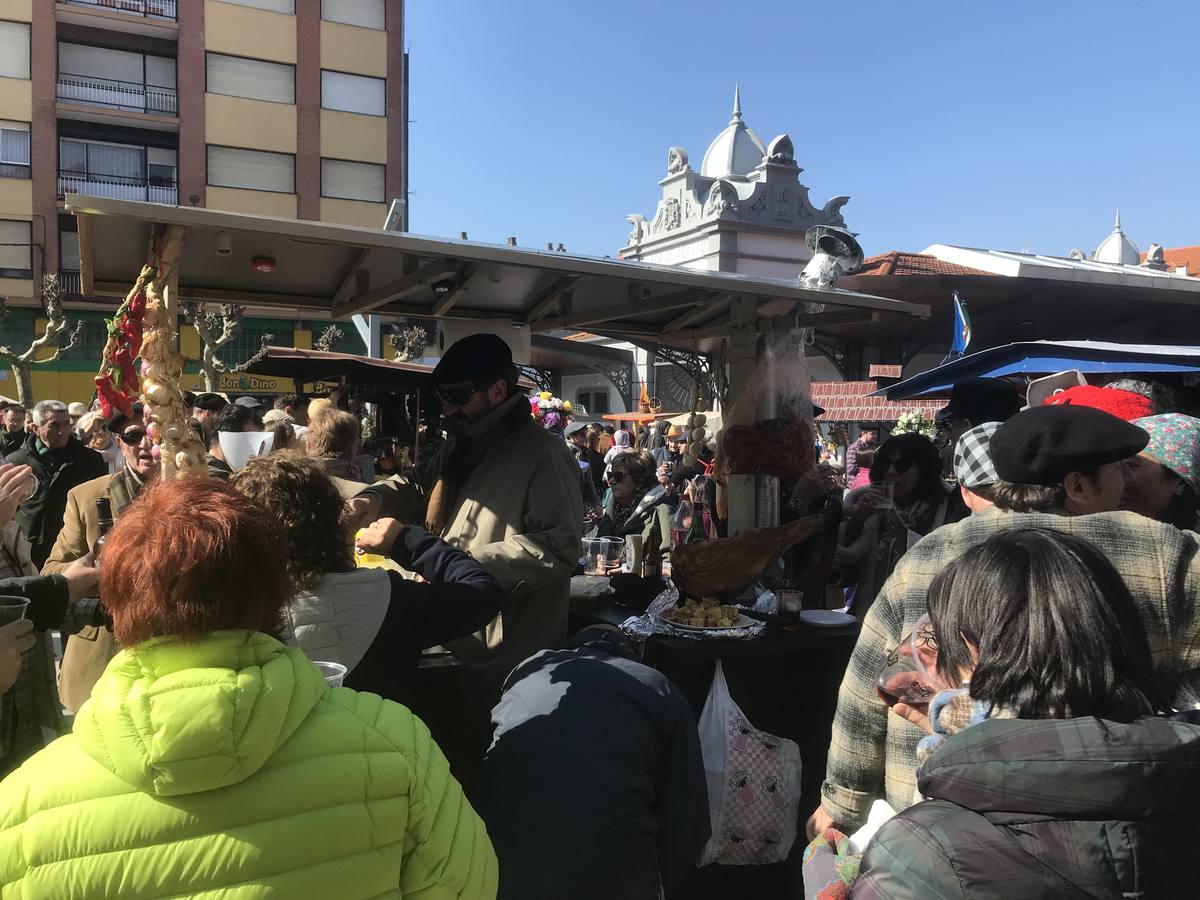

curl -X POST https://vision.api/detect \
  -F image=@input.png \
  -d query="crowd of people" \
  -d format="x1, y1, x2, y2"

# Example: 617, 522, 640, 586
0, 346, 1198, 897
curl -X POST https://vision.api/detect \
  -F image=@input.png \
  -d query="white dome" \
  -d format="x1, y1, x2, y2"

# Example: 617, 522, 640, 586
1092, 210, 1140, 265
700, 86, 766, 179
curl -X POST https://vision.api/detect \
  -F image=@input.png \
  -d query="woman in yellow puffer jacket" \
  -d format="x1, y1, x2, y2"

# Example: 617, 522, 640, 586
0, 478, 497, 900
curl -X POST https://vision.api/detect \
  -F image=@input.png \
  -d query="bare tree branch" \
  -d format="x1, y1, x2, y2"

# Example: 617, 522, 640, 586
229, 333, 274, 373
29, 275, 84, 366
314, 324, 343, 353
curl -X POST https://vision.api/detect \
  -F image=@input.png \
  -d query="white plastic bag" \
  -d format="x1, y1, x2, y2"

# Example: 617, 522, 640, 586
697, 661, 803, 866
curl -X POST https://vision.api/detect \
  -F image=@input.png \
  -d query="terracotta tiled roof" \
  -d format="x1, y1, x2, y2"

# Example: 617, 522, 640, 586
868, 364, 903, 379
857, 251, 993, 278
811, 380, 943, 423
1140, 245, 1200, 276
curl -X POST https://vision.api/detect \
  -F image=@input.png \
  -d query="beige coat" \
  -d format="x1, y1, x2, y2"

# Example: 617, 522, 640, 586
369, 398, 584, 700
42, 468, 144, 711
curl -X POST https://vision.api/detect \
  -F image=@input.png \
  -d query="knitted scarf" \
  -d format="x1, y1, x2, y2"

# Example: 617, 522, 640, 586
425, 394, 532, 534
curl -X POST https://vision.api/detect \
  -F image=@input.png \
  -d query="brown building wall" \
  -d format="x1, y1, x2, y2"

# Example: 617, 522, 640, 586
177, 0, 205, 207
295, 0, 321, 221
30, 0, 57, 279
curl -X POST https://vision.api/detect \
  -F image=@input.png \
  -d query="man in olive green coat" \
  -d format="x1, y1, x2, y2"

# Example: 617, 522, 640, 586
347, 335, 583, 784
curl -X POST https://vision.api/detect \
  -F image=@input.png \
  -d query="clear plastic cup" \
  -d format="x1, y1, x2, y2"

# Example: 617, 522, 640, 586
869, 481, 895, 509
314, 660, 347, 688
0, 597, 30, 625
876, 614, 941, 705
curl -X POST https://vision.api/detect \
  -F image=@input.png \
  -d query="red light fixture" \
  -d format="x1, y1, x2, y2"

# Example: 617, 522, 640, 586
250, 256, 276, 273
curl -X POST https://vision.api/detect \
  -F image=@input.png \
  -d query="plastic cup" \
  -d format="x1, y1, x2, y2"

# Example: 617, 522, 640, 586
869, 481, 894, 509
876, 614, 941, 705
314, 660, 347, 688
0, 597, 30, 625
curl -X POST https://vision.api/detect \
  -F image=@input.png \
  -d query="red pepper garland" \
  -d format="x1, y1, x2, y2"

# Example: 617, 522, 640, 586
94, 265, 153, 420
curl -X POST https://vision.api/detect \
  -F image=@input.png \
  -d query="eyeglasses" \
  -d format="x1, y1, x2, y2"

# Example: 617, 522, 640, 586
117, 427, 148, 447
608, 471, 631, 484
886, 458, 915, 474
435, 383, 483, 406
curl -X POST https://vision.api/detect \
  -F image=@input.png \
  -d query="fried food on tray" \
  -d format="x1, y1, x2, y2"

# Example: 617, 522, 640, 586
663, 597, 741, 628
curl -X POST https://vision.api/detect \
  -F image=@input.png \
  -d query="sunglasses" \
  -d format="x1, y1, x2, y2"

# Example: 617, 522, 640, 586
117, 427, 148, 447
886, 458, 915, 474
608, 471, 631, 484
435, 383, 484, 406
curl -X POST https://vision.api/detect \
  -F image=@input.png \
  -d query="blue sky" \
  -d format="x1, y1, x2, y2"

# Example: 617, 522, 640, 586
406, 0, 1198, 259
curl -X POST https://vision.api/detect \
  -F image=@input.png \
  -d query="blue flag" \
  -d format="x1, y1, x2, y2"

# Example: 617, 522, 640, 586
950, 292, 972, 356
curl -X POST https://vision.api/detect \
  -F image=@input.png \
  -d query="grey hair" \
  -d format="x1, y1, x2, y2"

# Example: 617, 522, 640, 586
33, 400, 68, 425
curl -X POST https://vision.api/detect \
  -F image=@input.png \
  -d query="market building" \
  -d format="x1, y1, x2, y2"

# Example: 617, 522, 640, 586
0, 0, 406, 401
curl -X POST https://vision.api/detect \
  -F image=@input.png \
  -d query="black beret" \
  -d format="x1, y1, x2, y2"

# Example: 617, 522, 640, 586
432, 334, 514, 386
990, 405, 1148, 486
107, 402, 145, 434
192, 392, 228, 412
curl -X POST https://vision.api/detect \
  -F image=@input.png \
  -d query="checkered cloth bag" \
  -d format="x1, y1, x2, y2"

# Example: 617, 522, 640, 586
952, 421, 1001, 489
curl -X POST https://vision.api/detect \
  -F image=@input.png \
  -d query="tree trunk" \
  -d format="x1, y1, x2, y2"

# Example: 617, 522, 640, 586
9, 362, 32, 408
200, 347, 219, 392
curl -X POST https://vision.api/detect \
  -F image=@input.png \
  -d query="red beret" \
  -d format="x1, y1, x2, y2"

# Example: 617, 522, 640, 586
1042, 385, 1152, 422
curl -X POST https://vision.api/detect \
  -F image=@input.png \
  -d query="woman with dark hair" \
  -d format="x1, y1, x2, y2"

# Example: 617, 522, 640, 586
853, 529, 1197, 898
837, 432, 966, 616
1123, 413, 1200, 531
0, 477, 497, 897
595, 449, 673, 558
230, 452, 504, 705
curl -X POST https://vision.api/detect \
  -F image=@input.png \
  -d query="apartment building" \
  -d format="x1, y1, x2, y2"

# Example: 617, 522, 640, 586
0, 0, 406, 401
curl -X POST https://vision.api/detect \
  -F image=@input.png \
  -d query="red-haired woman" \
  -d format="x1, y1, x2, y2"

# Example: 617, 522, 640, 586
0, 478, 497, 898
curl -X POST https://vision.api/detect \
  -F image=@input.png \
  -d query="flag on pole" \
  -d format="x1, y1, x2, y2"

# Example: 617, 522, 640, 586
950, 292, 972, 356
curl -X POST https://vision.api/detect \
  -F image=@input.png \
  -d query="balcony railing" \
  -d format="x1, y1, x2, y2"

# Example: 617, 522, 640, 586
61, 0, 177, 21
57, 72, 177, 115
58, 173, 177, 205
59, 270, 83, 296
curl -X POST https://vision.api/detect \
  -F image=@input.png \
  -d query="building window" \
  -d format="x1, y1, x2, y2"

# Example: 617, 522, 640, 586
0, 220, 31, 279
321, 0, 384, 29
0, 21, 30, 80
225, 327, 292, 366
57, 42, 177, 115
62, 315, 113, 361
321, 70, 385, 117
207, 145, 294, 193
206, 53, 295, 104
218, 0, 294, 12
575, 390, 610, 416
0, 121, 30, 179
321, 158, 384, 202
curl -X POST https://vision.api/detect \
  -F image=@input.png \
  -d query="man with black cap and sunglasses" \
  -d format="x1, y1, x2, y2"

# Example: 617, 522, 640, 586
347, 333, 584, 789
41, 402, 159, 711
809, 402, 1200, 840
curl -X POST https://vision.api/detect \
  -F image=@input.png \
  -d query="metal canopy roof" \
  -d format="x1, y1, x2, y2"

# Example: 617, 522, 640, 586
241, 346, 538, 392
65, 194, 927, 352
879, 341, 1200, 399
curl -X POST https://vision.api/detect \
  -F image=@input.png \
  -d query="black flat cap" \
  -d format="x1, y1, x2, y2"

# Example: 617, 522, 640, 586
432, 334, 514, 385
234, 396, 264, 410
192, 392, 228, 412
936, 377, 1022, 424
107, 402, 145, 434
990, 405, 1148, 486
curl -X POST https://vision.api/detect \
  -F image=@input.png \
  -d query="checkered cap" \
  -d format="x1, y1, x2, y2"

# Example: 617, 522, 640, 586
953, 421, 1001, 489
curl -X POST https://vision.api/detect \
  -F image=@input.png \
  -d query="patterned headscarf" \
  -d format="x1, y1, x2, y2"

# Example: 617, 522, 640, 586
1133, 414, 1200, 499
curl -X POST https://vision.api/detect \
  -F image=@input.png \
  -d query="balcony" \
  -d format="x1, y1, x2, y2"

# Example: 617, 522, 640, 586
61, 0, 177, 21
59, 270, 83, 296
58, 173, 177, 205
57, 72, 177, 116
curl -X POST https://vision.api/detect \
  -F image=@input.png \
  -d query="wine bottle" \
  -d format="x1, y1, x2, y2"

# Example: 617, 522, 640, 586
93, 497, 114, 562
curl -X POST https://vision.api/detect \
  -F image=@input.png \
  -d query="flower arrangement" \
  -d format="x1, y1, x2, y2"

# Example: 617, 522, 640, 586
531, 391, 573, 434
891, 411, 936, 439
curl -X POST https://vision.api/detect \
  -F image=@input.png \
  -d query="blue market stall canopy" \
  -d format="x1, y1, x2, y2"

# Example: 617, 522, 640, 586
879, 341, 1200, 400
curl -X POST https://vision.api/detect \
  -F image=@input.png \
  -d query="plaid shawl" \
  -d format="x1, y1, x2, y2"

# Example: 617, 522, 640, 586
820, 508, 1200, 829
